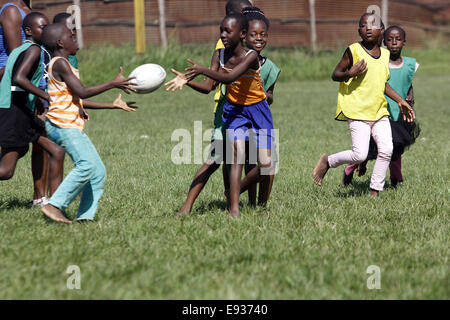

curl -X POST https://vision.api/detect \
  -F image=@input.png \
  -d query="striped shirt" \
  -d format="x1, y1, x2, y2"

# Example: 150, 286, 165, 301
46, 57, 85, 130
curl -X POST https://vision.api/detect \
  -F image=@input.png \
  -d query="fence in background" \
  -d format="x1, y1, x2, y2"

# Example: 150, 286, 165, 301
1, 0, 449, 49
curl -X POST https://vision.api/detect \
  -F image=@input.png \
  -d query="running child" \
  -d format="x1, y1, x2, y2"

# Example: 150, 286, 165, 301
240, 6, 280, 207
0, 12, 65, 214
165, 0, 252, 216
183, 13, 275, 216
342, 25, 420, 187
312, 13, 415, 197
40, 23, 136, 224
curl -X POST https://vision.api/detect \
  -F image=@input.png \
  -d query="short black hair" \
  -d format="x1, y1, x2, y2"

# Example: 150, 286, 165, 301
384, 25, 406, 42
224, 12, 248, 31
226, 0, 252, 15
41, 23, 68, 52
359, 12, 384, 29
242, 6, 270, 30
22, 12, 47, 31
53, 12, 72, 24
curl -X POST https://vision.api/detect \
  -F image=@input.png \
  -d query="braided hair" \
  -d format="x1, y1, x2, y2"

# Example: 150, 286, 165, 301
242, 6, 270, 30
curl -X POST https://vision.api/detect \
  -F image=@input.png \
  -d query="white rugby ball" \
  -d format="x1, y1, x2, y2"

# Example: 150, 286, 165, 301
129, 63, 166, 94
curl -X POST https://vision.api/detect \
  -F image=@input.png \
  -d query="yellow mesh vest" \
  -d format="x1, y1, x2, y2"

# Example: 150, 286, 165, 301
213, 39, 225, 113
335, 43, 390, 121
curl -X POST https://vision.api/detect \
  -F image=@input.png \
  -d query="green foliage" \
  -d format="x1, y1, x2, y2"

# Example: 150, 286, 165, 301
77, 42, 450, 85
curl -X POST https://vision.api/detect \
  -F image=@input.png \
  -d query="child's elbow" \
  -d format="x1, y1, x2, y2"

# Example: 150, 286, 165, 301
12, 74, 25, 87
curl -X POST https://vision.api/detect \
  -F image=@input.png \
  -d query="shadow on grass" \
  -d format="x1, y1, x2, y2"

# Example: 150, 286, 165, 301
193, 199, 228, 215
0, 198, 30, 210
335, 180, 371, 198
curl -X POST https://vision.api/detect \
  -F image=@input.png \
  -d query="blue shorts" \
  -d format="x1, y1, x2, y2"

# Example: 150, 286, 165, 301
222, 99, 274, 149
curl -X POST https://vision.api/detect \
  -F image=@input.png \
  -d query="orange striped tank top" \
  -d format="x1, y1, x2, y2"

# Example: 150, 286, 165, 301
46, 57, 85, 130
219, 49, 266, 105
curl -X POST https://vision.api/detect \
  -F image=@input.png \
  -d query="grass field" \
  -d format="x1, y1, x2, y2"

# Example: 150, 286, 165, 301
0, 45, 448, 299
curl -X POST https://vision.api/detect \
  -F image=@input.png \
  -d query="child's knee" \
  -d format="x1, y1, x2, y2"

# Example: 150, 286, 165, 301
378, 142, 393, 160
0, 168, 15, 180
351, 148, 368, 163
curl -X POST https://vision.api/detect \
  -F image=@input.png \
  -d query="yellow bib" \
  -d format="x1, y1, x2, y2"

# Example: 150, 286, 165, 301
213, 39, 225, 113
335, 43, 390, 121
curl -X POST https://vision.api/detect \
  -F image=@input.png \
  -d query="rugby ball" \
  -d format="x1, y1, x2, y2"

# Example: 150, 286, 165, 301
129, 63, 166, 94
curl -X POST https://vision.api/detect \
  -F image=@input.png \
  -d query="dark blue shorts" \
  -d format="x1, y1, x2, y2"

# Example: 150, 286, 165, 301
222, 99, 274, 149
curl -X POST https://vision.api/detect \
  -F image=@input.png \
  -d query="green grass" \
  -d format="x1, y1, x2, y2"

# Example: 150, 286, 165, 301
78, 41, 450, 84
0, 45, 449, 299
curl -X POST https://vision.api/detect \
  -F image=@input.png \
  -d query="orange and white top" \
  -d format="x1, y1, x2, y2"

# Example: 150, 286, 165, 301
219, 49, 266, 106
46, 57, 85, 130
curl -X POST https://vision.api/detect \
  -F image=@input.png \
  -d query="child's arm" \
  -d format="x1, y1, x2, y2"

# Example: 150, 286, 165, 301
12, 46, 50, 101
406, 85, 414, 108
52, 59, 136, 99
82, 94, 137, 112
265, 84, 275, 105
165, 50, 220, 93
185, 51, 259, 85
332, 48, 367, 82
1, 6, 23, 54
385, 83, 415, 122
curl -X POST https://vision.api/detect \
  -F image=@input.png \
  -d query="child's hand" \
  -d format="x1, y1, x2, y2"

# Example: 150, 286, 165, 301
348, 59, 367, 78
113, 93, 138, 112
398, 99, 415, 122
185, 59, 205, 80
79, 107, 90, 121
165, 69, 188, 91
112, 67, 137, 94
405, 94, 415, 108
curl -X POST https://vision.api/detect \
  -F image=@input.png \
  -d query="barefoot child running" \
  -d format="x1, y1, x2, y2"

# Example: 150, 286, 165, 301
184, 13, 275, 216
312, 13, 415, 197
240, 6, 280, 207
40, 23, 136, 223
342, 25, 420, 187
0, 12, 66, 219
165, 0, 252, 216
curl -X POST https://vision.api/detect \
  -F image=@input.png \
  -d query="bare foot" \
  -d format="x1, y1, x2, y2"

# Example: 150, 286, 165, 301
41, 204, 72, 224
369, 189, 379, 198
229, 209, 240, 218
177, 205, 190, 217
313, 154, 329, 186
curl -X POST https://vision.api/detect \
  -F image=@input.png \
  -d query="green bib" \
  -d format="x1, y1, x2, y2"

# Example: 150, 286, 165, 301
260, 57, 281, 92
0, 42, 43, 111
385, 57, 416, 121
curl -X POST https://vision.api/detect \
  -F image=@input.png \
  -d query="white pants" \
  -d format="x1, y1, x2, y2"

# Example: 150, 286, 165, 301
328, 117, 393, 191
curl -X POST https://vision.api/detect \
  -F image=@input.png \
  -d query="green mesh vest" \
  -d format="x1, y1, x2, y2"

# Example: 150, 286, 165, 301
0, 42, 43, 111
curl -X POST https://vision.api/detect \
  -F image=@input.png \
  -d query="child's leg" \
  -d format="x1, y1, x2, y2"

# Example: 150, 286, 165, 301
314, 120, 371, 185
257, 148, 274, 206
229, 140, 245, 217
31, 143, 49, 200
75, 135, 106, 221
178, 161, 220, 216
389, 156, 403, 186
239, 148, 274, 203
45, 126, 100, 217
328, 120, 371, 167
245, 163, 257, 207
369, 117, 393, 192
34, 136, 65, 198
0, 146, 29, 180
